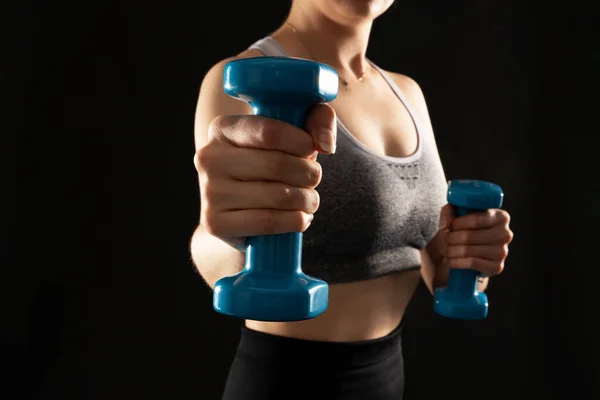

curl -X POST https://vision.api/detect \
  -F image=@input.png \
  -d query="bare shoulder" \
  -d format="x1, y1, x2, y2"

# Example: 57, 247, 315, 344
383, 71, 428, 112
382, 70, 434, 134
194, 49, 265, 150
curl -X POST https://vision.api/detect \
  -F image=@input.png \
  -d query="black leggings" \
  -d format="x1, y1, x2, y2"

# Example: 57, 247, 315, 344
221, 323, 405, 400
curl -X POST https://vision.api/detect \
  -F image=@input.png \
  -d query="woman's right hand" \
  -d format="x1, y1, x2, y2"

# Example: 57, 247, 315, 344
194, 104, 337, 251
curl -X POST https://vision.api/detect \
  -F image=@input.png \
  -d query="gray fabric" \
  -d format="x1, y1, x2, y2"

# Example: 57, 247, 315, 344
248, 37, 448, 284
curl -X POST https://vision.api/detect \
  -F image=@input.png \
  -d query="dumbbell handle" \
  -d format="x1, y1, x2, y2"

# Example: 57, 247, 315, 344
244, 104, 309, 273
445, 206, 482, 298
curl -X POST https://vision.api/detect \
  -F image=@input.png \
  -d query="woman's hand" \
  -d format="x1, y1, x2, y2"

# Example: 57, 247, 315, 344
193, 104, 337, 251
436, 204, 514, 283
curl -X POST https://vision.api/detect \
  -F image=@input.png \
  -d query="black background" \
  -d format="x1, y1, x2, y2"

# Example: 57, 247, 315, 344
4, 0, 599, 399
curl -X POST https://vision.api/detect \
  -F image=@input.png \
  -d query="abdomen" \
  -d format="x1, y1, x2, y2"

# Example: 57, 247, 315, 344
245, 268, 422, 342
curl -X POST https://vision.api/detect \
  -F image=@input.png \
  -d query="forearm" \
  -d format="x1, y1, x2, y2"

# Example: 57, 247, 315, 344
189, 224, 245, 288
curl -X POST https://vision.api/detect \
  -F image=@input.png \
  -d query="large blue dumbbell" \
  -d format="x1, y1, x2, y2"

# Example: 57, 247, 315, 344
433, 179, 504, 320
212, 57, 339, 322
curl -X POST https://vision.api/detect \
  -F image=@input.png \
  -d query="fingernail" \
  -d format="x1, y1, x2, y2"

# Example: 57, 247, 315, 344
318, 128, 336, 154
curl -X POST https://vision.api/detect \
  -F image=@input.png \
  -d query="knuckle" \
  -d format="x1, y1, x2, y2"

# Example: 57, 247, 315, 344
499, 210, 511, 223
305, 161, 323, 187
194, 147, 210, 171
500, 245, 510, 258
298, 189, 320, 214
308, 189, 320, 213
503, 229, 514, 243
256, 118, 281, 147
202, 211, 222, 237
493, 262, 505, 275
208, 115, 227, 138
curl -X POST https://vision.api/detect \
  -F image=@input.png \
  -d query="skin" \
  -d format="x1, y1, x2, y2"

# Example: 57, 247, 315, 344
191, 0, 514, 342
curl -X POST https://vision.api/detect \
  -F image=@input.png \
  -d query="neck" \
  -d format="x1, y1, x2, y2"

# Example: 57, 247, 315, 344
283, 2, 373, 80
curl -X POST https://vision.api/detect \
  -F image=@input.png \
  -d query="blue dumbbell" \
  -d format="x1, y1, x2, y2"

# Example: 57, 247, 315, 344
212, 57, 339, 322
433, 179, 504, 320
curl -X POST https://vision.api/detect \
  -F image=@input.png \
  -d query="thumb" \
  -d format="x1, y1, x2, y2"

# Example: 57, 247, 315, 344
305, 104, 337, 154
439, 203, 455, 231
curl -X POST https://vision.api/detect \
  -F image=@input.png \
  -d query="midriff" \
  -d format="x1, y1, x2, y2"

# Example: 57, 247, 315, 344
245, 269, 422, 342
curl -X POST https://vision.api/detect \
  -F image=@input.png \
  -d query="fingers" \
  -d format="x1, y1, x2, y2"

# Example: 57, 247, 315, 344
197, 108, 334, 246
208, 114, 315, 158
443, 222, 512, 276
441, 207, 513, 277
446, 226, 513, 245
445, 257, 505, 277
450, 208, 511, 231
444, 244, 509, 261
203, 209, 315, 238
204, 180, 320, 214
200, 147, 322, 189
207, 105, 337, 158
305, 104, 337, 154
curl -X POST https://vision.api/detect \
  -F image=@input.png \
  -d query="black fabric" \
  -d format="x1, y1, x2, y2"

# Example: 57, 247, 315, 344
221, 324, 405, 400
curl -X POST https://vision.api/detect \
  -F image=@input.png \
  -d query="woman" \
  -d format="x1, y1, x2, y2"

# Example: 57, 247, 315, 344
190, 0, 514, 399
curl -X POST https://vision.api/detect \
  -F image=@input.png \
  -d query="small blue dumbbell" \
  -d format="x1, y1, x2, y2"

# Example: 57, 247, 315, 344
434, 179, 504, 320
212, 57, 339, 322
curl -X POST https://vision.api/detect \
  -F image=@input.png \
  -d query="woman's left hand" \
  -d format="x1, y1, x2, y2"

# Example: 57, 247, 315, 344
438, 204, 514, 277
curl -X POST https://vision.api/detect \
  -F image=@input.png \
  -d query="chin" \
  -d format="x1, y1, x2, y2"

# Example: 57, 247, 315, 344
329, 0, 395, 21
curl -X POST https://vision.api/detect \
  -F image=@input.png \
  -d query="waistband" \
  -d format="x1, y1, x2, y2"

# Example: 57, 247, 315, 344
236, 322, 403, 369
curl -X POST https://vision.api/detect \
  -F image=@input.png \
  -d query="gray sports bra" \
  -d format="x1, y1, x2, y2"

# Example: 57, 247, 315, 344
249, 37, 448, 284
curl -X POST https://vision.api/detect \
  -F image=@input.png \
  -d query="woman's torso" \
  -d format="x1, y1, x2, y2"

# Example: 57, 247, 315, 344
239, 33, 447, 341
